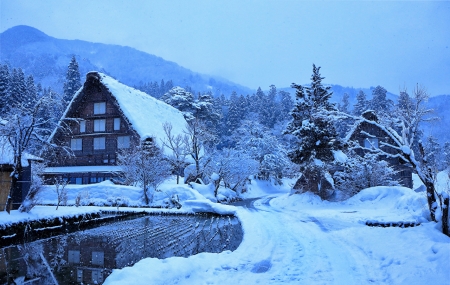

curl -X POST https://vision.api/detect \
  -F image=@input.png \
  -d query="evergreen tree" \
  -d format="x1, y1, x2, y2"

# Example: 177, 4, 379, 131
284, 64, 341, 198
370, 85, 390, 115
353, 90, 368, 116
285, 64, 340, 164
225, 91, 243, 135
195, 92, 221, 131
63, 56, 81, 104
24, 75, 37, 109
339, 92, 350, 113
424, 136, 441, 172
279, 90, 293, 122
397, 90, 413, 111
161, 86, 196, 120
443, 142, 450, 170
9, 68, 27, 109
0, 64, 11, 114
160, 79, 165, 98
259, 85, 279, 128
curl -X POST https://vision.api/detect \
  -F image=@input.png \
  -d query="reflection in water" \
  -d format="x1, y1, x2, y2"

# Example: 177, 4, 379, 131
0, 214, 243, 284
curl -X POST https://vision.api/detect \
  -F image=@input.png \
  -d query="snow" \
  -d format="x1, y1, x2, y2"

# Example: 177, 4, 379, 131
2, 176, 449, 284
103, 183, 449, 285
36, 177, 209, 208
332, 149, 347, 163
400, 145, 411, 155
0, 137, 42, 167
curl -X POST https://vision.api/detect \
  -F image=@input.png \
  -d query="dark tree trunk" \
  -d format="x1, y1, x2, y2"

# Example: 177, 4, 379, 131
425, 181, 437, 222
442, 194, 449, 237
6, 166, 22, 214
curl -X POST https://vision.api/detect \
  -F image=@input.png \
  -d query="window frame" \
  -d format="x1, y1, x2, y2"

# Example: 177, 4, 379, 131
79, 120, 86, 133
117, 136, 130, 149
114, 118, 121, 131
94, 102, 106, 115
94, 137, 106, 150
94, 119, 106, 132
70, 138, 82, 151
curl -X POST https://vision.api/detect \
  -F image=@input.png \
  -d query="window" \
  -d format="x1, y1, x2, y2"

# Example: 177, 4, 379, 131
71, 138, 82, 150
92, 269, 103, 284
68, 250, 80, 264
94, 137, 106, 150
94, 102, 106, 114
90, 177, 97, 183
77, 269, 83, 283
117, 136, 130, 149
94, 119, 106, 132
364, 138, 379, 149
92, 251, 104, 266
114, 118, 121, 130
80, 121, 86, 133
76, 178, 82, 184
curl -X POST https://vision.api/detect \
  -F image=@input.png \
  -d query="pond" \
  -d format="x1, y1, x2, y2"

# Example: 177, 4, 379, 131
0, 213, 243, 284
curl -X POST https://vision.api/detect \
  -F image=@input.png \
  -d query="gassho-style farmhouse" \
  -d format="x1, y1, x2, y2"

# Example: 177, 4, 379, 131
44, 71, 187, 184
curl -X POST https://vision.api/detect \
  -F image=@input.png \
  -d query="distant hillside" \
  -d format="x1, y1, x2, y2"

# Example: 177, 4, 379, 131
0, 25, 252, 96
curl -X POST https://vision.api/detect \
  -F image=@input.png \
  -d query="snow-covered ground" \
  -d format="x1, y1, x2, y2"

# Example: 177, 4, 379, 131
1, 174, 449, 284
102, 178, 450, 285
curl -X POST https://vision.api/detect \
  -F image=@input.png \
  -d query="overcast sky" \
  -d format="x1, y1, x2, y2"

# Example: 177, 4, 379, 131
1, 0, 449, 95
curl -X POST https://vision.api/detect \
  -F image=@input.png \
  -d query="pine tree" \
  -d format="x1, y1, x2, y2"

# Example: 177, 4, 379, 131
24, 75, 37, 109
353, 90, 368, 116
259, 85, 279, 128
63, 56, 81, 104
161, 86, 196, 120
285, 64, 340, 164
225, 91, 243, 135
370, 85, 390, 115
424, 136, 441, 172
339, 93, 350, 113
0, 64, 11, 114
443, 142, 450, 170
279, 90, 293, 122
9, 68, 27, 109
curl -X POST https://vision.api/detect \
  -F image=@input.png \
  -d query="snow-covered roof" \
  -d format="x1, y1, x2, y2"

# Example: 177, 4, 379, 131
0, 137, 42, 167
44, 166, 123, 174
51, 72, 188, 154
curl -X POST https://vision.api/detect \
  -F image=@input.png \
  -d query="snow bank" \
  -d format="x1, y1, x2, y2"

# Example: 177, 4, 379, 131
38, 177, 208, 208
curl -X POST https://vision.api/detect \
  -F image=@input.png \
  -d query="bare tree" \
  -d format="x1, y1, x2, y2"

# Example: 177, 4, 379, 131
183, 118, 216, 183
0, 93, 62, 212
54, 177, 68, 210
117, 141, 171, 205
161, 122, 187, 184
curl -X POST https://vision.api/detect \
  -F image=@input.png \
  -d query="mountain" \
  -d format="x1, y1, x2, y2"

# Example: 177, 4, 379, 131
0, 25, 252, 96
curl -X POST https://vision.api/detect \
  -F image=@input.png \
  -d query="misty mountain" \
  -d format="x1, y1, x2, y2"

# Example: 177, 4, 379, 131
0, 25, 252, 96
1, 25, 448, 144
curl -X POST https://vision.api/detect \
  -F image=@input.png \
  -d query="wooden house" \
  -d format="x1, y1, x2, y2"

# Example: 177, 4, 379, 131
346, 110, 413, 188
46, 71, 187, 184
0, 139, 42, 210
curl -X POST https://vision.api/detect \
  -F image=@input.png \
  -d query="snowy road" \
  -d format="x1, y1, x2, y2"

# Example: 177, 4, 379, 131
233, 196, 378, 284
105, 189, 450, 285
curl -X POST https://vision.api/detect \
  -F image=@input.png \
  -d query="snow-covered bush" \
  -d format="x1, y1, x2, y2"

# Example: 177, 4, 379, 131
203, 148, 259, 195
117, 142, 171, 205
234, 120, 292, 183
334, 152, 399, 198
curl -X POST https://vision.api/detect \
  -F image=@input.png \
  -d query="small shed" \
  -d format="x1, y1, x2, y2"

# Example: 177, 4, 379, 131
0, 139, 42, 210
